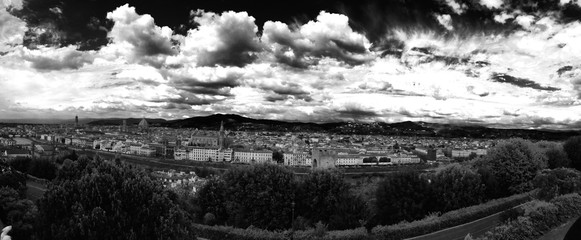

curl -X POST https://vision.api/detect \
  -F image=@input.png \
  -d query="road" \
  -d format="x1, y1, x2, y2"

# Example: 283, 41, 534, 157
26, 180, 47, 201
407, 205, 523, 240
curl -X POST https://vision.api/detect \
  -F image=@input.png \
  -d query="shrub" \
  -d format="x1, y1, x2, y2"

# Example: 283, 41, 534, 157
480, 193, 581, 240
563, 136, 581, 171
534, 168, 581, 200
372, 191, 534, 239
481, 139, 547, 195
204, 212, 217, 226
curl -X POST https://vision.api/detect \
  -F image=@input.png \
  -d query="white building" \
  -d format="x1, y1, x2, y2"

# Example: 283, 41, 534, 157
174, 148, 188, 160
336, 155, 363, 166
234, 150, 273, 164
390, 154, 421, 164
283, 152, 311, 166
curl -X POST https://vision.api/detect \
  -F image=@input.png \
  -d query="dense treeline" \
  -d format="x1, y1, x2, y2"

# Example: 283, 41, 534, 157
37, 156, 194, 240
0, 163, 37, 240
195, 164, 367, 231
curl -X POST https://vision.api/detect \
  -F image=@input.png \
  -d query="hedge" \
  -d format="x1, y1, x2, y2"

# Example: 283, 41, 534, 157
371, 190, 535, 240
479, 193, 581, 240
192, 191, 535, 240
192, 224, 371, 240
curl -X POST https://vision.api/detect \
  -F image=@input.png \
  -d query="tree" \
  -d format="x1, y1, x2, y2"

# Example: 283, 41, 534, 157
375, 171, 433, 225
430, 164, 486, 212
563, 136, 581, 171
273, 150, 284, 164
195, 164, 296, 230
534, 168, 581, 200
537, 141, 570, 169
37, 158, 193, 240
0, 164, 27, 196
296, 170, 367, 230
482, 138, 547, 195
0, 187, 38, 240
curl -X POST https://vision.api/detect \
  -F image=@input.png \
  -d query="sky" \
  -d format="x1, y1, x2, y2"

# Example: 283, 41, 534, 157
1, 0, 581, 129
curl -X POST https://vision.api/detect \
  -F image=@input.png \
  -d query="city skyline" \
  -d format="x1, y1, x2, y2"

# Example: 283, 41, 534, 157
1, 0, 581, 130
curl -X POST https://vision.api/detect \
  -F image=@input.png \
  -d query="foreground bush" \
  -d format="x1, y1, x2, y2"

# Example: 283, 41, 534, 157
479, 139, 547, 195
480, 193, 581, 240
37, 158, 193, 240
195, 164, 295, 230
192, 224, 371, 240
534, 168, 581, 200
372, 191, 534, 240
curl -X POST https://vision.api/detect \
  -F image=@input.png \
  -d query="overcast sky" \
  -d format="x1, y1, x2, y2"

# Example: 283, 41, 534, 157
1, 0, 581, 129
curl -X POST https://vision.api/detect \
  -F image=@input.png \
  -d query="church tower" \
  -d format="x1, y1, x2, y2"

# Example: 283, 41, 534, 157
75, 115, 79, 128
218, 121, 225, 150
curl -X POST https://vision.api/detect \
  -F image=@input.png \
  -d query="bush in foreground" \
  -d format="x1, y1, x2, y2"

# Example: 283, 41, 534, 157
37, 159, 193, 240
479, 193, 581, 240
372, 191, 534, 240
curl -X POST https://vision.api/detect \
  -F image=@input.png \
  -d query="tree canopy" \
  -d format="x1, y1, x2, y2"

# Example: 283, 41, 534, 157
36, 158, 193, 240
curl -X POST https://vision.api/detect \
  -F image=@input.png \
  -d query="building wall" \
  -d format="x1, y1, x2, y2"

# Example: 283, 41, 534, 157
234, 151, 273, 164
312, 149, 337, 169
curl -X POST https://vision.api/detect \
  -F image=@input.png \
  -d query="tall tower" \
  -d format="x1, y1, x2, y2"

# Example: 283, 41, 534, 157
218, 121, 225, 150
75, 115, 79, 128
122, 119, 127, 132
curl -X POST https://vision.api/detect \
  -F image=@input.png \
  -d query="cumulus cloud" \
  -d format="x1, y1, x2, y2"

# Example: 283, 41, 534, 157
105, 4, 176, 63
180, 10, 262, 67
444, 0, 467, 15
436, 14, 454, 31
494, 12, 515, 23
480, 0, 504, 9
1, 3, 581, 129
262, 11, 372, 67
0, 8, 26, 52
21, 46, 94, 71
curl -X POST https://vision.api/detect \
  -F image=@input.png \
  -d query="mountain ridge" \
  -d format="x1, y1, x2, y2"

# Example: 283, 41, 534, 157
81, 114, 581, 140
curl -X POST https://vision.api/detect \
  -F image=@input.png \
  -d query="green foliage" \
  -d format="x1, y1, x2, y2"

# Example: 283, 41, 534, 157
375, 171, 433, 225
480, 193, 581, 240
534, 168, 581, 200
27, 158, 57, 180
537, 141, 570, 169
430, 164, 486, 213
204, 212, 217, 226
563, 136, 581, 171
372, 191, 534, 240
7, 157, 57, 180
296, 170, 368, 230
195, 164, 295, 230
191, 224, 372, 240
36, 158, 193, 240
481, 138, 547, 195
0, 187, 38, 240
0, 164, 27, 196
7, 157, 31, 173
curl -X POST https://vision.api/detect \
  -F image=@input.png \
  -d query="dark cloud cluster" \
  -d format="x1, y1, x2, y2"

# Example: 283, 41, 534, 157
259, 82, 313, 102
169, 72, 242, 97
490, 73, 560, 91
185, 10, 262, 67
24, 48, 94, 71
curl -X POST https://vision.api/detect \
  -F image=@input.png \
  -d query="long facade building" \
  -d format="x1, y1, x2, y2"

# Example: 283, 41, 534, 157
234, 150, 273, 164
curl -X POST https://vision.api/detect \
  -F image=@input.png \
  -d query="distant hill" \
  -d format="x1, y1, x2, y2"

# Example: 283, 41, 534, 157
87, 118, 167, 126
74, 114, 581, 140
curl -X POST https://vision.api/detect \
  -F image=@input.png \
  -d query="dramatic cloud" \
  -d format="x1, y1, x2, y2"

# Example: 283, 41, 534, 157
179, 10, 262, 67
0, 5, 26, 52
444, 0, 467, 15
436, 14, 454, 30
1, 2, 581, 129
105, 4, 176, 64
21, 46, 94, 71
480, 0, 504, 9
262, 11, 372, 67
